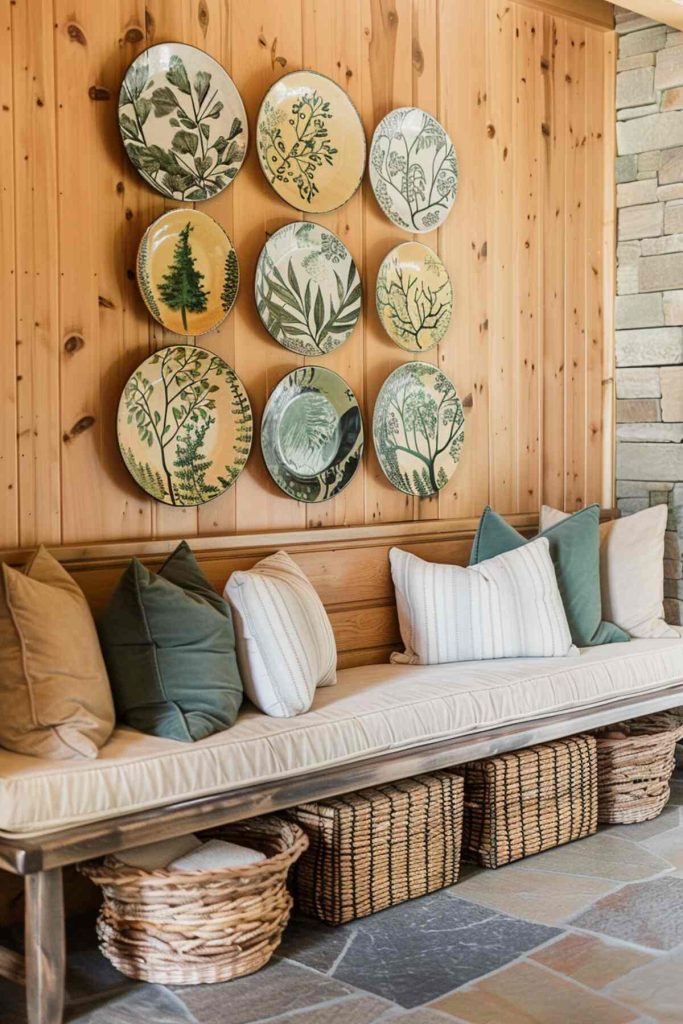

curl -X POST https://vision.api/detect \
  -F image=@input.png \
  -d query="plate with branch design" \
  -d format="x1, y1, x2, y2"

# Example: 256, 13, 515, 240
370, 107, 458, 232
137, 209, 239, 336
118, 345, 252, 507
256, 71, 366, 213
261, 366, 364, 503
373, 362, 464, 496
255, 222, 361, 355
119, 43, 247, 201
376, 242, 452, 352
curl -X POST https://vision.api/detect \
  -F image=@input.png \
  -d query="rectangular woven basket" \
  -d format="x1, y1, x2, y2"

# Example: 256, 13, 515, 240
455, 734, 598, 868
289, 771, 465, 926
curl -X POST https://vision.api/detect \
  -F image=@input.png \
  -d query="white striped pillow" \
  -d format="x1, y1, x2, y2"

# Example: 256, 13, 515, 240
224, 551, 336, 717
390, 539, 576, 665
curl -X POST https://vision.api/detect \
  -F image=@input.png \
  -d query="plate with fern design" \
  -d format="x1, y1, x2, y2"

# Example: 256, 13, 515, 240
119, 43, 247, 201
373, 362, 464, 496
117, 345, 252, 507
376, 242, 452, 352
262, 366, 364, 503
256, 71, 366, 213
137, 209, 239, 336
255, 222, 361, 355
370, 107, 458, 232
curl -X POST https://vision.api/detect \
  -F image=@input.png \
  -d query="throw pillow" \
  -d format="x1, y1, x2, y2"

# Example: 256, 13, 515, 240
98, 541, 243, 742
224, 551, 336, 717
0, 546, 114, 760
390, 539, 576, 665
470, 505, 629, 647
541, 503, 679, 639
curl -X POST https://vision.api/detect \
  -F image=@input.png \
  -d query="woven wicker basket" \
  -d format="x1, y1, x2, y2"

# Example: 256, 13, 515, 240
454, 734, 598, 868
289, 772, 464, 926
595, 712, 683, 824
80, 816, 308, 985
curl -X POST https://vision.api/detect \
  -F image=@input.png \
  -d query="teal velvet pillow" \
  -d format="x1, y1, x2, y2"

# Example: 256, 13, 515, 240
470, 505, 629, 648
98, 542, 243, 741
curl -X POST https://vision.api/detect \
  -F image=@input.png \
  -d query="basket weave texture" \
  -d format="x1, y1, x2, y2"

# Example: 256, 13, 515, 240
595, 712, 683, 824
455, 734, 598, 868
288, 772, 465, 926
80, 816, 308, 985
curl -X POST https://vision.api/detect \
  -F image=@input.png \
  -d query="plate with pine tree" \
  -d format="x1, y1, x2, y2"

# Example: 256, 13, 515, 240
137, 209, 239, 336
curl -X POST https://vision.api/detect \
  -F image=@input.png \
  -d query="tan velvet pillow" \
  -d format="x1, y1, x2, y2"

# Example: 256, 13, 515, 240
0, 546, 114, 760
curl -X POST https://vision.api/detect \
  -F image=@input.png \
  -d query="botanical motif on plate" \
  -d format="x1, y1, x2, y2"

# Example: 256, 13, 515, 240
376, 242, 452, 352
370, 107, 458, 232
255, 222, 361, 356
119, 43, 247, 201
261, 366, 363, 503
137, 209, 239, 336
118, 346, 252, 507
256, 71, 366, 213
373, 362, 464, 496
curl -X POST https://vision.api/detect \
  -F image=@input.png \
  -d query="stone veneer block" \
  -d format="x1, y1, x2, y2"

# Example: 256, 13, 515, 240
617, 53, 655, 72
656, 44, 683, 90
659, 146, 683, 184
617, 422, 683, 442
640, 252, 683, 292
658, 182, 683, 201
620, 26, 667, 59
662, 86, 683, 111
617, 179, 658, 208
616, 367, 661, 398
642, 233, 683, 255
665, 289, 683, 323
618, 203, 663, 240
616, 14, 658, 34
616, 327, 683, 366
617, 496, 650, 512
665, 199, 683, 234
615, 292, 663, 328
661, 365, 683, 419
616, 67, 655, 109
617, 110, 683, 155
618, 441, 683, 480
638, 149, 661, 174
618, 103, 660, 121
616, 155, 637, 183
665, 530, 681, 559
616, 398, 661, 421
616, 480, 672, 496
617, 241, 642, 294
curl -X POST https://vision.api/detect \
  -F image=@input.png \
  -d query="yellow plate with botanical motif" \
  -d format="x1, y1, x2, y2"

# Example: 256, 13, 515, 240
137, 209, 239, 336
256, 70, 366, 213
376, 242, 452, 352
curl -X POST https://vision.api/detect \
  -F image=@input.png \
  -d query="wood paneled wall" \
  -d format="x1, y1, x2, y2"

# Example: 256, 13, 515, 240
0, 0, 615, 548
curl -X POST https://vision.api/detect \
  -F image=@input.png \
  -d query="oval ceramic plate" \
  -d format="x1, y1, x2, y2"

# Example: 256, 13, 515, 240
256, 71, 366, 213
119, 42, 247, 201
255, 222, 361, 355
376, 242, 453, 352
118, 345, 252, 507
137, 209, 239, 336
262, 366, 364, 503
370, 107, 458, 232
373, 362, 464, 496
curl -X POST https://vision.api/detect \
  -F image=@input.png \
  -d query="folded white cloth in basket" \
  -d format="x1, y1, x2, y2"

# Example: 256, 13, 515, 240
117, 834, 202, 870
168, 838, 266, 871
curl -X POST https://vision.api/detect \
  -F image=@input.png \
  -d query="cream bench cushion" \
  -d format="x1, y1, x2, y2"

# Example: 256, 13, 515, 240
1, 638, 683, 837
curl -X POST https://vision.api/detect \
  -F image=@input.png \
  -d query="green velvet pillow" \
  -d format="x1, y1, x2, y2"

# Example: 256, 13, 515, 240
470, 505, 629, 648
98, 542, 243, 741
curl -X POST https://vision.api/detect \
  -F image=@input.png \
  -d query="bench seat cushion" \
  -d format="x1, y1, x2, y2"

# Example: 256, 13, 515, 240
1, 637, 682, 837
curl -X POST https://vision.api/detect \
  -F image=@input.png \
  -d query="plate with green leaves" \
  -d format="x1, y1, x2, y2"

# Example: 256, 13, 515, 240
373, 362, 464, 496
376, 242, 452, 352
118, 345, 252, 507
261, 366, 364, 503
255, 222, 361, 356
119, 42, 247, 201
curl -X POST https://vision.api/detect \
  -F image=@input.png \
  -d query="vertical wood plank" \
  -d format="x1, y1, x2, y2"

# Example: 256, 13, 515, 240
601, 27, 616, 511
25, 868, 65, 1024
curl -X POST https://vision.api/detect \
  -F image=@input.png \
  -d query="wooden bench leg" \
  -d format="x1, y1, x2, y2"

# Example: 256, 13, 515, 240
25, 868, 65, 1024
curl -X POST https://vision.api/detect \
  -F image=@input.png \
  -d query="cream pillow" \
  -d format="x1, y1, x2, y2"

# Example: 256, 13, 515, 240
224, 551, 336, 717
540, 504, 679, 640
0, 546, 115, 759
390, 539, 576, 666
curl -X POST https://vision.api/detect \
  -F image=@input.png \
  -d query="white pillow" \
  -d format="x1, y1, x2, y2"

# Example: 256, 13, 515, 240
390, 539, 576, 665
224, 551, 336, 717
540, 504, 679, 640
168, 839, 266, 871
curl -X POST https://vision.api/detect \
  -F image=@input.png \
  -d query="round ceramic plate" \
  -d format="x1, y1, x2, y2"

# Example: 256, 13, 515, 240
370, 107, 458, 232
137, 209, 239, 336
118, 345, 252, 507
119, 42, 248, 201
255, 222, 361, 355
373, 362, 464, 496
376, 242, 453, 352
256, 70, 366, 213
262, 366, 364, 503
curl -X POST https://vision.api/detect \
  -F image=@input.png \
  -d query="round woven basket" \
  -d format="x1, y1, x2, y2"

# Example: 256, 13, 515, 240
595, 713, 683, 825
80, 816, 308, 985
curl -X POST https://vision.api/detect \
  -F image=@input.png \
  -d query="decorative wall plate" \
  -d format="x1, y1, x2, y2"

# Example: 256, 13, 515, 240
261, 366, 363, 503
255, 222, 361, 355
369, 107, 458, 232
376, 242, 452, 352
119, 42, 247, 201
137, 209, 239, 336
256, 71, 366, 213
373, 362, 464, 496
118, 345, 252, 507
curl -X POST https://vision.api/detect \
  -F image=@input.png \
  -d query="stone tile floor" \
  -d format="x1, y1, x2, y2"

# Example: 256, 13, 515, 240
1, 774, 682, 1024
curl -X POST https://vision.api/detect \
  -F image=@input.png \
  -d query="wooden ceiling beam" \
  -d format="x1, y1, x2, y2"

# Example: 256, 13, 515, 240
519, 0, 614, 30
616, 1, 683, 29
